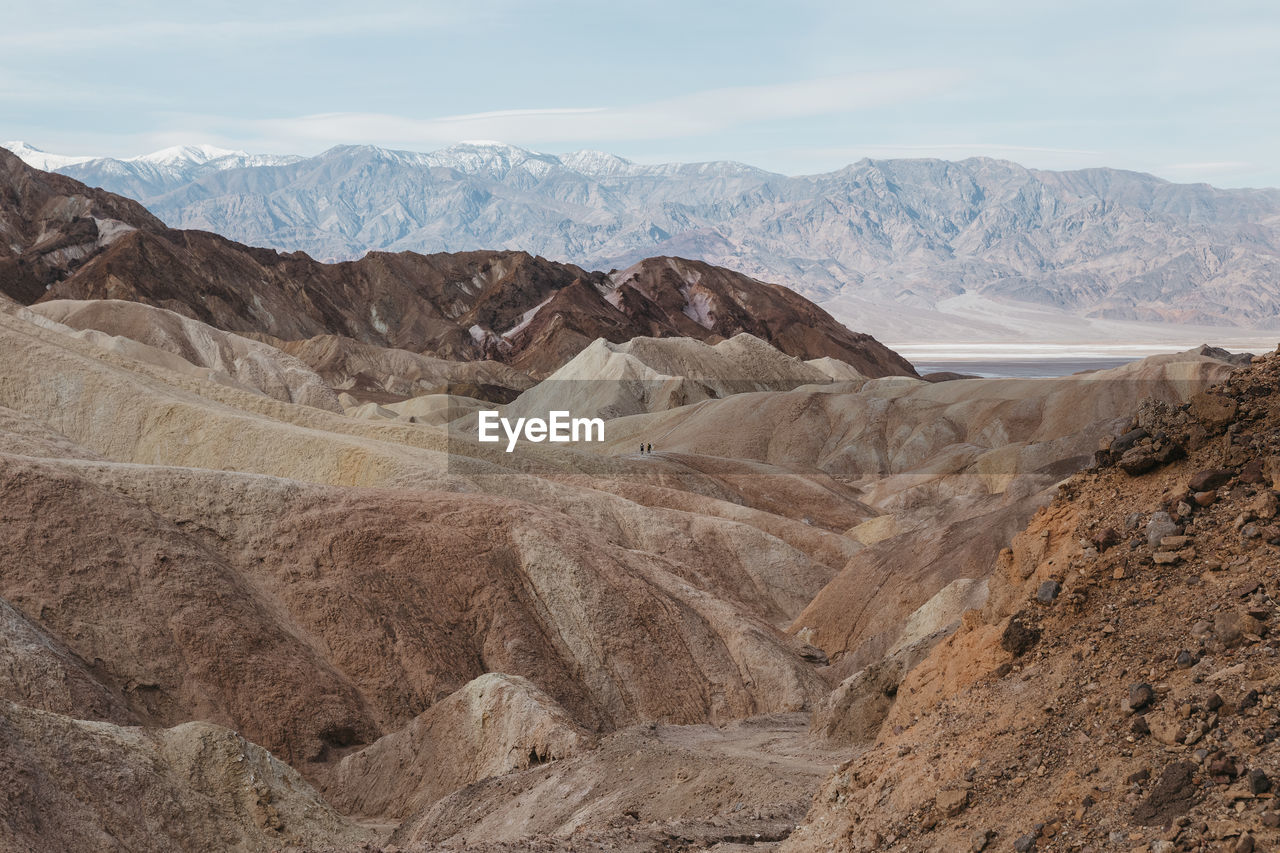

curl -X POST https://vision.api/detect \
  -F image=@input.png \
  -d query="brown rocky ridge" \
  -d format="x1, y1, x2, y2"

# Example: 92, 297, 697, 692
0, 146, 164, 303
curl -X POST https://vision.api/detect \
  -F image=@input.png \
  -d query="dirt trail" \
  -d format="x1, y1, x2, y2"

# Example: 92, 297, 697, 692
376, 713, 851, 852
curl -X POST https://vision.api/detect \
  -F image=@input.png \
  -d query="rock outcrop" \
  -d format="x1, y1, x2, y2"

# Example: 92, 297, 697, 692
265, 332, 536, 404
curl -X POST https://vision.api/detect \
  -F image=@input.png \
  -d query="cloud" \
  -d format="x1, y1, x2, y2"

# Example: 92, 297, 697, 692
1163, 161, 1257, 173
240, 69, 961, 150
849, 143, 1102, 157
752, 142, 1106, 175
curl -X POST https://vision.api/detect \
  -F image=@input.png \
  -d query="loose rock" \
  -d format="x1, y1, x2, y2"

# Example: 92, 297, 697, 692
1188, 468, 1233, 492
1000, 613, 1041, 657
936, 788, 969, 818
1129, 683, 1155, 711
1092, 527, 1120, 552
1035, 580, 1061, 606
1134, 761, 1200, 826
969, 828, 995, 852
1214, 611, 1262, 647
1146, 512, 1181, 548
1110, 428, 1150, 455
1188, 393, 1238, 432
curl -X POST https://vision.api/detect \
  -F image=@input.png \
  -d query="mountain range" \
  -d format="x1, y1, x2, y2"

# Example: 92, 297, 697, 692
0, 146, 913, 380
9, 139, 1280, 345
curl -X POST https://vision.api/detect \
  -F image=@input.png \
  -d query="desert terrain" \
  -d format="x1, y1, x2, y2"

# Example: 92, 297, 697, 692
1, 144, 1276, 852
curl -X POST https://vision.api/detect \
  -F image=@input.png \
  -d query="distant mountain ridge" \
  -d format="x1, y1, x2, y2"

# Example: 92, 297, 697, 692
10, 139, 1280, 340
5, 141, 304, 200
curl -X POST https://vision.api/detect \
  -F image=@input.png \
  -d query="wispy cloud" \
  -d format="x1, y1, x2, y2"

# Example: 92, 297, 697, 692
241, 70, 961, 150
852, 143, 1102, 156
1164, 161, 1257, 173
758, 142, 1106, 175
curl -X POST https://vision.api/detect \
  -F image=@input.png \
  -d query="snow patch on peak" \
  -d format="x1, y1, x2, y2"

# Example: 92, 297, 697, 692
119, 144, 302, 171
425, 141, 559, 178
129, 144, 246, 166
5, 141, 305, 179
559, 150, 638, 176
458, 139, 519, 148
54, 145, 307, 190
4, 141, 97, 171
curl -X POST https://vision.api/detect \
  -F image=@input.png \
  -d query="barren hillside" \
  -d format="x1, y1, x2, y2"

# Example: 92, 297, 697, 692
789, 349, 1280, 852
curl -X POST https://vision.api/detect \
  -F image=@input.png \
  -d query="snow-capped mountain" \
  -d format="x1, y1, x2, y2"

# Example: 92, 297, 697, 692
3, 141, 97, 171
5, 141, 305, 199
133, 143, 244, 166
9, 138, 1280, 342
420, 140, 561, 177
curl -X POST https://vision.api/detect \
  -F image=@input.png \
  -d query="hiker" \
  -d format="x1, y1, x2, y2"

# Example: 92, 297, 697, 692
647, 443, 653, 454
640, 443, 645, 455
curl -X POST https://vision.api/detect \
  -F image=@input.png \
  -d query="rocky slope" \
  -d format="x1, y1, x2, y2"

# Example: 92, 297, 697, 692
19, 141, 1280, 339
500, 333, 839, 422
788, 347, 1280, 852
323, 673, 593, 819
392, 713, 835, 850
0, 701, 369, 853
0, 325, 834, 758
0, 146, 915, 379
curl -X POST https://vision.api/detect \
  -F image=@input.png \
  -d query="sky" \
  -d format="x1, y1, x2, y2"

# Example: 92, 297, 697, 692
3, 0, 1279, 186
